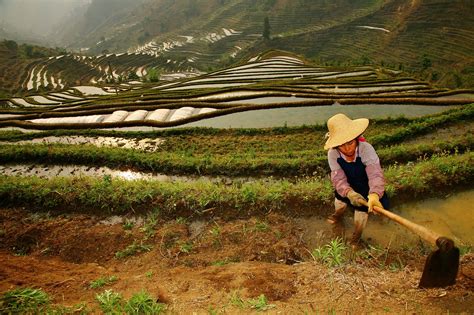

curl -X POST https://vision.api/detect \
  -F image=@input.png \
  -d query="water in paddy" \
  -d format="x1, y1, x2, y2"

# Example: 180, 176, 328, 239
182, 105, 456, 128
298, 190, 474, 250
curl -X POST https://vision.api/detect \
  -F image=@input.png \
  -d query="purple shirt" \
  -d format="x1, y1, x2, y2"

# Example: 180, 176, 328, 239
327, 141, 385, 198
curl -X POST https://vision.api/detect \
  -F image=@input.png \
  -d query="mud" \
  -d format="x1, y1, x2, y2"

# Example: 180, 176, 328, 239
0, 207, 473, 313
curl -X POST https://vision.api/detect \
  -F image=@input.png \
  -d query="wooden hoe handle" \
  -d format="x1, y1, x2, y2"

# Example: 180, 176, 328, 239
358, 199, 440, 247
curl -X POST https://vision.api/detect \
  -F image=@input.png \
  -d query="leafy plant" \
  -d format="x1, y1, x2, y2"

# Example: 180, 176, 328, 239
179, 242, 193, 254
123, 219, 135, 230
312, 237, 347, 267
0, 288, 50, 313
124, 290, 166, 314
89, 275, 118, 289
229, 292, 275, 312
247, 294, 275, 312
115, 242, 153, 259
96, 289, 123, 313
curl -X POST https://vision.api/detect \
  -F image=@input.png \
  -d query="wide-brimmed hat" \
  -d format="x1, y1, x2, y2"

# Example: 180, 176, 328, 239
324, 113, 369, 149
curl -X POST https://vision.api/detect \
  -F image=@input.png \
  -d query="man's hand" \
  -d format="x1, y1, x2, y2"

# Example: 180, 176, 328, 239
367, 193, 382, 213
347, 190, 365, 207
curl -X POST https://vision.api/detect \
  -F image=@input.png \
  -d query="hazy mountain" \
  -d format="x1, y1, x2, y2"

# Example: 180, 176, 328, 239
0, 0, 90, 43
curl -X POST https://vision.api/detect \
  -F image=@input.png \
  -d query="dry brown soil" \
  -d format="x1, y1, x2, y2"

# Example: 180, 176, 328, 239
0, 207, 473, 314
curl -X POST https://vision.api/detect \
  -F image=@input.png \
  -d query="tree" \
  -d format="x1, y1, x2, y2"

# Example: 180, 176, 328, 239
4, 40, 18, 52
263, 17, 271, 40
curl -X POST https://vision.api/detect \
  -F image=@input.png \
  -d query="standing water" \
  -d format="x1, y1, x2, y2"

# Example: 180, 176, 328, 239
298, 190, 474, 250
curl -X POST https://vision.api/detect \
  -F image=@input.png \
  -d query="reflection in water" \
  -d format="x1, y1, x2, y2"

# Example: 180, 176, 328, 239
183, 105, 456, 128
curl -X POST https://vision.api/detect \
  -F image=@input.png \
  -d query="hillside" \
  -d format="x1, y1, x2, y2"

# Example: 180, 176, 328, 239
0, 0, 472, 96
51, 0, 473, 88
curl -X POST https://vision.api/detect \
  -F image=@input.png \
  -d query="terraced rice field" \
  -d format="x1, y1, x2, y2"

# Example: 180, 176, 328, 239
0, 54, 472, 130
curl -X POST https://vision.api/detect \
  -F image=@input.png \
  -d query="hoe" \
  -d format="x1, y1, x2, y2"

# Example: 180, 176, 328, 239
358, 199, 459, 288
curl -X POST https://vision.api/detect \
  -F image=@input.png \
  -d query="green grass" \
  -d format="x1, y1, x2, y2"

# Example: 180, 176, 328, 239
0, 288, 50, 313
312, 237, 347, 267
0, 150, 471, 217
95, 289, 166, 314
89, 275, 118, 289
115, 242, 153, 259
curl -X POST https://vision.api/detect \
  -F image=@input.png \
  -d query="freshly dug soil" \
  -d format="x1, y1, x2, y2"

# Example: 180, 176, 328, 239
0, 207, 473, 313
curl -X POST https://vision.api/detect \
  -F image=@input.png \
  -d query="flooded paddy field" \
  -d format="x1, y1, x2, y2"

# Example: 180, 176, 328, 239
183, 104, 455, 128
1, 54, 473, 313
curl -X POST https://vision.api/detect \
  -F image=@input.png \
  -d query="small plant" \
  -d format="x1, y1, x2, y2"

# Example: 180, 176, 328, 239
124, 290, 166, 314
141, 211, 160, 239
229, 292, 275, 312
254, 220, 269, 232
0, 287, 50, 313
312, 237, 347, 267
96, 289, 123, 313
229, 291, 245, 309
210, 223, 222, 247
175, 217, 187, 224
89, 275, 118, 289
247, 294, 275, 312
179, 242, 193, 254
115, 242, 153, 259
145, 271, 153, 279
388, 256, 405, 272
123, 219, 134, 230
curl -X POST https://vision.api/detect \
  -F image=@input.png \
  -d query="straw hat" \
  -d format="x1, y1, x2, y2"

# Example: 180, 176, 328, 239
324, 113, 369, 149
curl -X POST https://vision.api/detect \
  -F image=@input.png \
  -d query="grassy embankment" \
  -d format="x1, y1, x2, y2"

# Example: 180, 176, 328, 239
0, 104, 472, 217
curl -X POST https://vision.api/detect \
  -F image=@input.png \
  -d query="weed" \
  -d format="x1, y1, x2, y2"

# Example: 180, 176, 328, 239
145, 271, 153, 279
0, 287, 50, 313
179, 242, 193, 254
123, 219, 134, 230
389, 257, 405, 272
175, 217, 187, 224
312, 237, 347, 267
115, 241, 153, 259
210, 223, 222, 247
460, 245, 472, 256
229, 292, 275, 312
254, 220, 269, 232
89, 275, 118, 289
96, 289, 123, 313
208, 305, 219, 315
247, 294, 276, 312
212, 260, 229, 266
141, 210, 159, 239
229, 291, 245, 309
124, 290, 166, 314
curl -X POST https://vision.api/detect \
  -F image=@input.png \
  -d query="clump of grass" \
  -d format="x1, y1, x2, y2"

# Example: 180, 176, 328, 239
115, 241, 153, 259
0, 287, 50, 313
312, 237, 347, 267
89, 275, 118, 289
229, 291, 275, 312
179, 242, 193, 254
96, 289, 123, 313
124, 290, 166, 314
247, 294, 276, 312
96, 289, 166, 314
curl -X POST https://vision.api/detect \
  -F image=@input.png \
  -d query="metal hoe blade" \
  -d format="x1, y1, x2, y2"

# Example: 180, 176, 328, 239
419, 237, 460, 288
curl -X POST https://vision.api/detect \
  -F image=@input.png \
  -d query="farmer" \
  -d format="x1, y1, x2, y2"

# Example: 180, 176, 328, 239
324, 113, 389, 248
